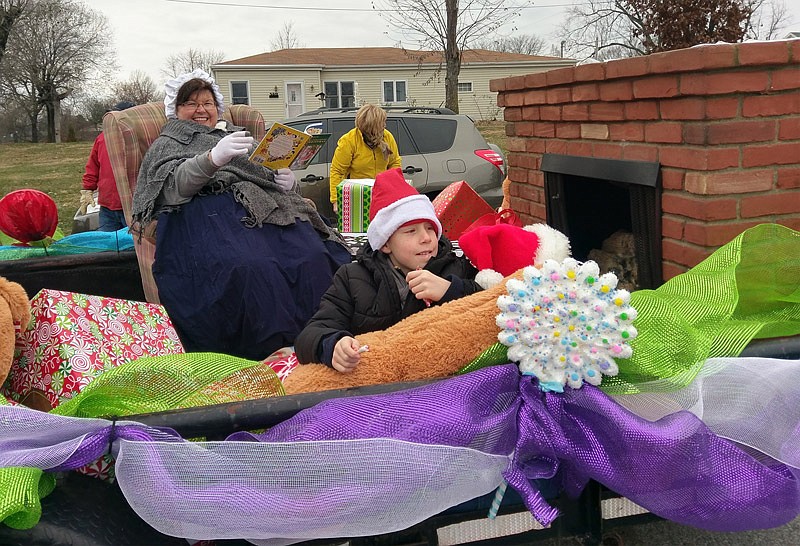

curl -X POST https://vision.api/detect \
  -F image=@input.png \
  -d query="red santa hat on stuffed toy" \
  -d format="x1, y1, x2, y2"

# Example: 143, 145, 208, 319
458, 223, 571, 288
367, 167, 442, 250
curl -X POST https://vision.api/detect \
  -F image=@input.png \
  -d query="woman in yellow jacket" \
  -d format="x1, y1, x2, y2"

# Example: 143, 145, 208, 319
330, 104, 402, 212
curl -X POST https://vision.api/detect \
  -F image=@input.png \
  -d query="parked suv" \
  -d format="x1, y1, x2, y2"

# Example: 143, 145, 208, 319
280, 106, 506, 222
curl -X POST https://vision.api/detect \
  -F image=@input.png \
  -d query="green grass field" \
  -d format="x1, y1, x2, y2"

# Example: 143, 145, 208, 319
0, 141, 93, 237
0, 122, 507, 237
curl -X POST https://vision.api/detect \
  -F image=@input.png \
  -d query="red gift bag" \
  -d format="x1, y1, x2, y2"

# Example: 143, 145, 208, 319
431, 181, 495, 240
461, 208, 522, 235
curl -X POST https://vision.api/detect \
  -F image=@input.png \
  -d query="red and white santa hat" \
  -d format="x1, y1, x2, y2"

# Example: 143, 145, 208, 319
367, 167, 442, 250
458, 223, 571, 288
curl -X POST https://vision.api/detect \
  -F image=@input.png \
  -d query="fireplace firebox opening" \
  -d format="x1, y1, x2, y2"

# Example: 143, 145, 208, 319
541, 154, 662, 290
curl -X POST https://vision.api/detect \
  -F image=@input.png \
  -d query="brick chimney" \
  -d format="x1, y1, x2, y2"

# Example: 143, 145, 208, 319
491, 39, 800, 281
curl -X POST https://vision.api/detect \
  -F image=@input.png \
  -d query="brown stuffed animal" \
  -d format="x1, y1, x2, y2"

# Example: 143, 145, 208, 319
0, 276, 31, 386
282, 276, 514, 395
282, 223, 571, 395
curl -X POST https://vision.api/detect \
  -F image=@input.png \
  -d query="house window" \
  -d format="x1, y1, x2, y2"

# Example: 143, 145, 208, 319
323, 81, 356, 108
230, 81, 249, 104
382, 80, 407, 103
457, 81, 473, 93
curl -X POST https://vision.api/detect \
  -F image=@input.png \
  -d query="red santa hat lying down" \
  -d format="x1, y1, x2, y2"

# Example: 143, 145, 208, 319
458, 222, 572, 289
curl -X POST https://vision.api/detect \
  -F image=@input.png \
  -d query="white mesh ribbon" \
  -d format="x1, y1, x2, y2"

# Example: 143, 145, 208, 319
612, 356, 800, 468
115, 438, 508, 544
0, 406, 114, 469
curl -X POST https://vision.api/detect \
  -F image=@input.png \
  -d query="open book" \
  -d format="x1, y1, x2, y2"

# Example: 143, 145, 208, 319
248, 122, 330, 170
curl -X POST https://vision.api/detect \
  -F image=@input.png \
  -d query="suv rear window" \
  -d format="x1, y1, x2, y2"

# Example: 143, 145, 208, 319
403, 118, 457, 154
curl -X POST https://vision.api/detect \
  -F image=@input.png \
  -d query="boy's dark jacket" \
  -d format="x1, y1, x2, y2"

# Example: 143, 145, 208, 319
294, 237, 482, 365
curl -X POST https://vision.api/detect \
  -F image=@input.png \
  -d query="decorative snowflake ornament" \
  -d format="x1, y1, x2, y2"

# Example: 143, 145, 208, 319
496, 258, 638, 392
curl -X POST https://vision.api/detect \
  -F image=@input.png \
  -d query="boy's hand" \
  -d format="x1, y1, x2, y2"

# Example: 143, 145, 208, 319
406, 269, 450, 304
332, 336, 363, 373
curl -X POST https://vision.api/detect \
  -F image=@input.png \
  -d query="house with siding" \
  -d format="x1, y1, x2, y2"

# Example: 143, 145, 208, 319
211, 47, 574, 123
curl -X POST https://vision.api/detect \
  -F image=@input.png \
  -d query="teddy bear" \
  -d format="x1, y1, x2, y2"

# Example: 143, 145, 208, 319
0, 276, 31, 387
283, 223, 571, 395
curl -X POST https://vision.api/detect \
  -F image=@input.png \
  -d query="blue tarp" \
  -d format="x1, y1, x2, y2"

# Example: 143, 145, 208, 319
0, 228, 134, 260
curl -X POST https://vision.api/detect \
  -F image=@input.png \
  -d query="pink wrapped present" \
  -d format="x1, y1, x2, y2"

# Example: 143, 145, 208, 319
2, 289, 184, 409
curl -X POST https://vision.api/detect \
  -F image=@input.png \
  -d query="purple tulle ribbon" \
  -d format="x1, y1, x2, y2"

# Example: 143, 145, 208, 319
513, 375, 800, 531
229, 364, 800, 531
3, 364, 800, 534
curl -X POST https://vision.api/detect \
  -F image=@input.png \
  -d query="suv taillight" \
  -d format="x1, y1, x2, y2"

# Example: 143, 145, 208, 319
475, 149, 504, 172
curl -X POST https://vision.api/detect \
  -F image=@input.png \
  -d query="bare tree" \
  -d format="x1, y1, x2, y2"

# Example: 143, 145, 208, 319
162, 48, 225, 79
82, 96, 113, 130
270, 21, 304, 51
558, 0, 789, 61
475, 34, 547, 55
111, 70, 161, 105
372, 0, 533, 113
745, 0, 790, 39
1, 0, 114, 142
0, 0, 26, 64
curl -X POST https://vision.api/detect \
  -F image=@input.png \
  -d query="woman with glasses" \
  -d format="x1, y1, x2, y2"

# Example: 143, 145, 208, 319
131, 69, 351, 361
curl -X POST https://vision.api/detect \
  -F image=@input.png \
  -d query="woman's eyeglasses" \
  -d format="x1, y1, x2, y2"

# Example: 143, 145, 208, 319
181, 101, 216, 111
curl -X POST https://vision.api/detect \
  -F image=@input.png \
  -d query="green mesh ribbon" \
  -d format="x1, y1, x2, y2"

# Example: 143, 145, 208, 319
51, 352, 284, 418
602, 223, 800, 394
458, 342, 509, 375
0, 468, 55, 530
2, 352, 283, 528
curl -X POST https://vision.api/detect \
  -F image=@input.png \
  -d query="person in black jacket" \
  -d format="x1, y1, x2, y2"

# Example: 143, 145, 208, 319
295, 167, 482, 372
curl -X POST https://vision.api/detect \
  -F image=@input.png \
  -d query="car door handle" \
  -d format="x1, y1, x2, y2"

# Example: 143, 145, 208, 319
300, 174, 324, 183
403, 166, 423, 174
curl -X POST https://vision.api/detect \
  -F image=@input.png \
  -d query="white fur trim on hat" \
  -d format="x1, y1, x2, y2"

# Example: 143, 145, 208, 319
475, 269, 504, 290
366, 194, 441, 250
164, 68, 225, 119
524, 223, 571, 266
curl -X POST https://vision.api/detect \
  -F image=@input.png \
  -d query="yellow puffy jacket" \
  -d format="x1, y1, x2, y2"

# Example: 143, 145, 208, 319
329, 128, 402, 204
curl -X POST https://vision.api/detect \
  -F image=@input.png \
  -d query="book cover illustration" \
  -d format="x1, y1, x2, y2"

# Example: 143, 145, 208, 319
249, 123, 308, 169
289, 133, 331, 170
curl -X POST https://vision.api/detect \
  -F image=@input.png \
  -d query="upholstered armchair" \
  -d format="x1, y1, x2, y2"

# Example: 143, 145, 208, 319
104, 102, 266, 304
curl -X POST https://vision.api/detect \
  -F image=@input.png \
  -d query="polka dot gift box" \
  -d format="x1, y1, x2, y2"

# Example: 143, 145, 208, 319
431, 181, 495, 240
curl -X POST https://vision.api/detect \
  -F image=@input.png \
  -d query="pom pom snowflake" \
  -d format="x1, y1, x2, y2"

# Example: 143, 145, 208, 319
496, 258, 638, 392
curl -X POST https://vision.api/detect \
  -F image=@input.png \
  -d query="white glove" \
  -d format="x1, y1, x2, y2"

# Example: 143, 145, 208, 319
273, 168, 296, 192
210, 131, 254, 167
79, 189, 96, 215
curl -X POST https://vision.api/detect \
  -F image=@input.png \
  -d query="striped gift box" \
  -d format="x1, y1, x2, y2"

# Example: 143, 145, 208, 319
336, 179, 375, 233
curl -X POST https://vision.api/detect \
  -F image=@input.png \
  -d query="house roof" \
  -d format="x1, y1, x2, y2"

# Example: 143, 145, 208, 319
216, 47, 562, 67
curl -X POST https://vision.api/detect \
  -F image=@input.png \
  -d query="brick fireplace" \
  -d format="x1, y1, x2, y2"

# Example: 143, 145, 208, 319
491, 39, 800, 282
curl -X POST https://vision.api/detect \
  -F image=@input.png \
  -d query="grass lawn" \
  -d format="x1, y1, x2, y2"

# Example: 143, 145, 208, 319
0, 141, 93, 237
0, 121, 507, 237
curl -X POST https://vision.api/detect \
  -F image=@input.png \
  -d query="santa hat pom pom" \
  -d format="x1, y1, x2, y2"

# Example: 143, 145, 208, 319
476, 269, 504, 289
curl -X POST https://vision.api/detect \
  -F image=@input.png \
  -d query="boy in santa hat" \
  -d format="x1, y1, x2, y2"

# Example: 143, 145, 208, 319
295, 167, 482, 372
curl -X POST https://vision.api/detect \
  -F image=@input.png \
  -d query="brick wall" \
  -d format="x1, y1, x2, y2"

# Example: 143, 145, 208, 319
491, 39, 800, 280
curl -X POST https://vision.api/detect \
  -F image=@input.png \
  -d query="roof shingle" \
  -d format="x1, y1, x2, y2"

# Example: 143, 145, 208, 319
218, 47, 560, 67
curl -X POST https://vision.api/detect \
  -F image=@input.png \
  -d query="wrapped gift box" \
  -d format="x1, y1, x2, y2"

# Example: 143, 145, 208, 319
337, 179, 375, 233
2, 289, 184, 409
432, 181, 495, 241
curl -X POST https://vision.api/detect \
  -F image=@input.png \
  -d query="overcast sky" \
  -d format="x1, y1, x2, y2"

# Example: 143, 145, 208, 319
82, 0, 575, 85
83, 0, 799, 90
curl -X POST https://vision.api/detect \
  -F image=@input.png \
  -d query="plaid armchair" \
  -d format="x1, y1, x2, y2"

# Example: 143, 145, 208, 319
104, 102, 267, 304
